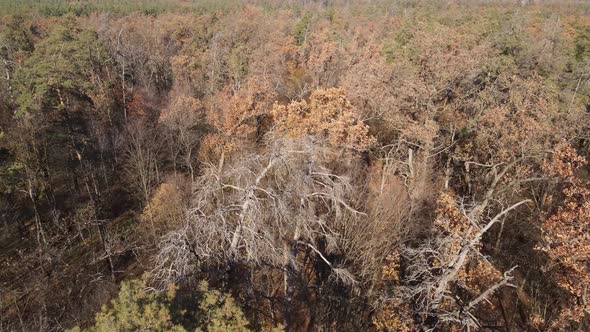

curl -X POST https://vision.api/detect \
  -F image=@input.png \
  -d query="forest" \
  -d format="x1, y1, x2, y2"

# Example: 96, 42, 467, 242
1, 0, 590, 331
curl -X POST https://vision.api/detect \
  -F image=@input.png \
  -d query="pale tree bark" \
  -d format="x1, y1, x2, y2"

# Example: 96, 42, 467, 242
154, 137, 362, 328
430, 200, 530, 310
229, 156, 278, 252
1, 54, 15, 107
403, 159, 532, 330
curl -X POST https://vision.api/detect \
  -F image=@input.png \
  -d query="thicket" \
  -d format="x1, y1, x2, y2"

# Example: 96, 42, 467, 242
1, 0, 590, 331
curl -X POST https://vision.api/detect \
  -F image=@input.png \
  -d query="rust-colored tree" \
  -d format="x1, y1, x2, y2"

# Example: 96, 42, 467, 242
538, 143, 590, 329
272, 87, 375, 152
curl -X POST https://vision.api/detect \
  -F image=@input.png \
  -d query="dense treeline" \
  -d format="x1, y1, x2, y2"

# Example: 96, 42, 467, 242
1, 0, 590, 331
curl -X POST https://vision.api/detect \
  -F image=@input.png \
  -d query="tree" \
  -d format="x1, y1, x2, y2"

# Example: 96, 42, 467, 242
123, 123, 164, 206
14, 14, 113, 116
95, 13, 188, 100
198, 78, 275, 165
72, 280, 185, 332
155, 136, 366, 330
139, 175, 189, 255
11, 13, 117, 211
0, 14, 34, 108
157, 89, 380, 328
67, 278, 250, 332
195, 281, 251, 332
159, 94, 204, 182
398, 161, 531, 330
538, 143, 590, 329
271, 88, 375, 152
372, 253, 416, 331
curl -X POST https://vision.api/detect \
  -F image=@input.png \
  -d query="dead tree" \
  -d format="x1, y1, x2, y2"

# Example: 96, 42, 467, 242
154, 137, 363, 329
403, 161, 531, 331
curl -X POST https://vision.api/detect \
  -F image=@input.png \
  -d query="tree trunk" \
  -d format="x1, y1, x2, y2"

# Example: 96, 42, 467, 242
283, 241, 296, 331
1, 56, 15, 107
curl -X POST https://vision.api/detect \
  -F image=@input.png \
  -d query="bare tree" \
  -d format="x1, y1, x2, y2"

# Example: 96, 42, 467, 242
154, 136, 365, 329
122, 123, 164, 205
401, 162, 531, 331
159, 94, 204, 182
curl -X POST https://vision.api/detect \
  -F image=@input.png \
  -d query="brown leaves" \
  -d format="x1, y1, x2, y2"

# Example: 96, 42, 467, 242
435, 192, 469, 237
141, 179, 186, 227
381, 254, 401, 283
196, 77, 276, 163
539, 144, 590, 327
372, 298, 415, 332
543, 142, 587, 179
272, 88, 375, 151
373, 252, 416, 332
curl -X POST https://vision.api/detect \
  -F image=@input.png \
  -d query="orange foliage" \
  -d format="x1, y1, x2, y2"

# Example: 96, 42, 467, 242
542, 142, 587, 179
372, 299, 415, 332
199, 78, 275, 162
373, 252, 416, 332
271, 88, 375, 151
301, 25, 343, 88
539, 144, 590, 328
433, 192, 506, 322
126, 91, 147, 118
